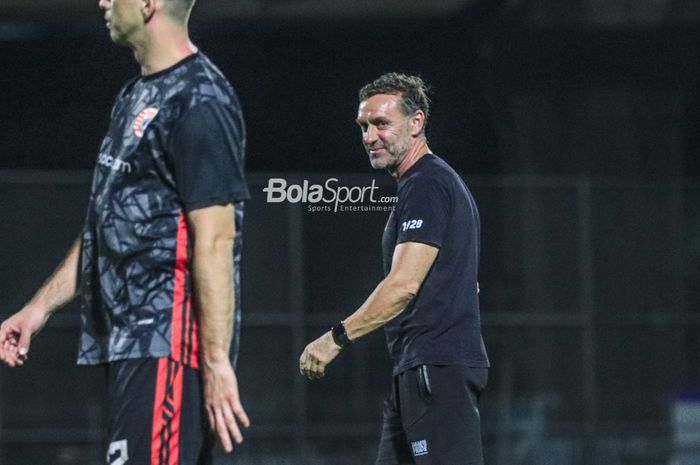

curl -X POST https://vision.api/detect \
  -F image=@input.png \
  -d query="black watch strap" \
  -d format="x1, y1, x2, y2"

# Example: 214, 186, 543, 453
331, 321, 352, 349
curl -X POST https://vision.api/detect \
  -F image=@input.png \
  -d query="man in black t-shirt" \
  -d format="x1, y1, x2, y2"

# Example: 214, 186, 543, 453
300, 73, 489, 464
0, 1, 250, 463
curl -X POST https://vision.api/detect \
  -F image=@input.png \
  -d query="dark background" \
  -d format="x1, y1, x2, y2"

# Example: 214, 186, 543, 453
2, 0, 700, 464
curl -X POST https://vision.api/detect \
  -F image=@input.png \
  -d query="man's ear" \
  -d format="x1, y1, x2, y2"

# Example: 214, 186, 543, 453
410, 110, 426, 137
142, 0, 156, 22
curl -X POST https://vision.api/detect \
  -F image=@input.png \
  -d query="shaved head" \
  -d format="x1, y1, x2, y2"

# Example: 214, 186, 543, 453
163, 0, 196, 23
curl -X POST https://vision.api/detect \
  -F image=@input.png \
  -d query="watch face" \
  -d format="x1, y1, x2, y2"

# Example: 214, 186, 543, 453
332, 323, 351, 348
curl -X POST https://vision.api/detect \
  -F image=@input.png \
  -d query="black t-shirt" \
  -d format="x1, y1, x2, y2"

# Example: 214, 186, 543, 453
382, 154, 489, 375
77, 53, 249, 367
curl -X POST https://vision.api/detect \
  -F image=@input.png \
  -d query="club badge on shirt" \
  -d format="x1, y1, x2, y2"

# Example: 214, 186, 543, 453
132, 107, 159, 138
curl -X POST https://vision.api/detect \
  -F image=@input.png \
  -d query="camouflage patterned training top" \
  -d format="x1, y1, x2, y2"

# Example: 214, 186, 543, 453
77, 52, 249, 368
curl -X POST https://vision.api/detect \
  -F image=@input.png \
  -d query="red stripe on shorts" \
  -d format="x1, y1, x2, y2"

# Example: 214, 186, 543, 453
151, 359, 184, 465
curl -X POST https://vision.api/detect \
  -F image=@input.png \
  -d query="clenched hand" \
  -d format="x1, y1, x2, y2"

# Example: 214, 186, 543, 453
299, 331, 342, 380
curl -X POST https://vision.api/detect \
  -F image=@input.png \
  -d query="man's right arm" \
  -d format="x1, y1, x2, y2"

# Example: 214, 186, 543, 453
0, 237, 81, 367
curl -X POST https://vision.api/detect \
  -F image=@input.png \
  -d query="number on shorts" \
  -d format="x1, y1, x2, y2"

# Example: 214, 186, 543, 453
107, 439, 129, 465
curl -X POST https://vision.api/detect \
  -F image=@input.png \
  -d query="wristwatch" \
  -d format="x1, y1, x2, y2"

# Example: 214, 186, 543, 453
331, 321, 352, 349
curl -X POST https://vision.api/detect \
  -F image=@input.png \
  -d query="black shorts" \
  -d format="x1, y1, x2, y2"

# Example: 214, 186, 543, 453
375, 364, 488, 465
105, 357, 213, 465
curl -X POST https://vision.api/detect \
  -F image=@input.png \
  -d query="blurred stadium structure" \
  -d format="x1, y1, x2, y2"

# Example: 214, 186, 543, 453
2, 0, 700, 464
1, 172, 697, 464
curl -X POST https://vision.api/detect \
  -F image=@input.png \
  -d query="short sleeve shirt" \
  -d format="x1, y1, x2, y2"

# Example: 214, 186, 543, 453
77, 53, 249, 367
382, 154, 489, 375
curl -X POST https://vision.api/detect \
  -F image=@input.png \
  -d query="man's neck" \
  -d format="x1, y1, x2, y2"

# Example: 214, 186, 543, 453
391, 139, 431, 179
131, 19, 197, 76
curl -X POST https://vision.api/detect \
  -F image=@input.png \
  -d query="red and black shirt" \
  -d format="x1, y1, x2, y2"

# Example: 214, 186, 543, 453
77, 53, 249, 368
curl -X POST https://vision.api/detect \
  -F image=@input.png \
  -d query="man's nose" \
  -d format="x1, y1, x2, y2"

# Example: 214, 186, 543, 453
98, 0, 110, 11
364, 125, 378, 144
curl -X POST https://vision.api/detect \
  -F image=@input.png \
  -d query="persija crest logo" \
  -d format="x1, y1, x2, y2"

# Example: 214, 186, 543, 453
132, 107, 159, 138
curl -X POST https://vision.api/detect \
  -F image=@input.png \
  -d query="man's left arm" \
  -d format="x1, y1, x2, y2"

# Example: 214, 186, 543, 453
299, 241, 438, 380
187, 204, 250, 453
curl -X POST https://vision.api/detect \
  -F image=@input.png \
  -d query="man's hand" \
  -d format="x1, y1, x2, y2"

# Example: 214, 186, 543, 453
0, 238, 80, 368
202, 358, 250, 453
299, 331, 342, 380
0, 306, 49, 367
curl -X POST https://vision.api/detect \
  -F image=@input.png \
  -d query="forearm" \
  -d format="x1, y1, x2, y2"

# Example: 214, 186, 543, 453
299, 242, 437, 380
187, 204, 249, 450
192, 231, 235, 365
342, 277, 416, 341
298, 274, 415, 380
25, 237, 81, 315
340, 242, 439, 343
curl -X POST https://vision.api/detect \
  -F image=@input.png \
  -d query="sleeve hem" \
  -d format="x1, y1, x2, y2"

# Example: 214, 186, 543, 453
395, 238, 442, 249
182, 189, 250, 212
